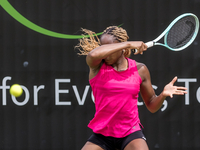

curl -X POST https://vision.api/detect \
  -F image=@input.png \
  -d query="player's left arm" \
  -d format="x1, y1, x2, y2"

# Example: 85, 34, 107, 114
137, 63, 187, 113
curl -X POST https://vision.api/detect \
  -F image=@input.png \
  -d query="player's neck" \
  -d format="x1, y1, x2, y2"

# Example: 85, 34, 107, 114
112, 57, 128, 72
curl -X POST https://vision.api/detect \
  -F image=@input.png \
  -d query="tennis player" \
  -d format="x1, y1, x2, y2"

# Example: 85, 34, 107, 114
76, 26, 187, 150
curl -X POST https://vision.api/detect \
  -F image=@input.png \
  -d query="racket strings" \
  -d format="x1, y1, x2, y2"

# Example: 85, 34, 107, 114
166, 16, 196, 48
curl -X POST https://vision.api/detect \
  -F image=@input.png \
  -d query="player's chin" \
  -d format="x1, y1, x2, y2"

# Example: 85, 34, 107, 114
105, 61, 113, 65
104, 59, 116, 65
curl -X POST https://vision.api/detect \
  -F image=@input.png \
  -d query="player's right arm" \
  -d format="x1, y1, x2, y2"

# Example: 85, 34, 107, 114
86, 41, 147, 79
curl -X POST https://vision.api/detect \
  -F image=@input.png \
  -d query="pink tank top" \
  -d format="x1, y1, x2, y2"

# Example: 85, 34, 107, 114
88, 58, 142, 138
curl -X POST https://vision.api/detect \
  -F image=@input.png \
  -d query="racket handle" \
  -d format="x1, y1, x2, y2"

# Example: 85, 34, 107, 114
145, 41, 154, 48
133, 41, 154, 54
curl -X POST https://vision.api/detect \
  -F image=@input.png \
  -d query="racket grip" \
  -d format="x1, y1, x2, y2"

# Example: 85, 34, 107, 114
145, 41, 154, 48
133, 41, 154, 54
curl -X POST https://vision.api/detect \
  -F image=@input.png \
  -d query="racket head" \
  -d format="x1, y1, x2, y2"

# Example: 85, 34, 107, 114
163, 13, 199, 51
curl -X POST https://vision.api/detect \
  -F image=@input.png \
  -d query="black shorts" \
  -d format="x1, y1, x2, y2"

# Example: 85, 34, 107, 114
87, 130, 146, 150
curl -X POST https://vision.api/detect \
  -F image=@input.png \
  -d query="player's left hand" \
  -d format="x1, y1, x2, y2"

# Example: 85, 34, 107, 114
163, 76, 187, 98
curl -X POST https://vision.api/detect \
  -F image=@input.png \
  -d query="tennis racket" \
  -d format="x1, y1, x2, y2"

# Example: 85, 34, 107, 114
135, 13, 199, 52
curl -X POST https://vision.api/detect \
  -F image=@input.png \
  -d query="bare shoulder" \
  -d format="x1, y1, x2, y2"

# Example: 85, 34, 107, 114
88, 61, 103, 80
135, 61, 150, 81
135, 61, 147, 71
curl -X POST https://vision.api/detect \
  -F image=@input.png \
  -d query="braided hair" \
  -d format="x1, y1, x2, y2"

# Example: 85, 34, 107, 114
76, 26, 131, 57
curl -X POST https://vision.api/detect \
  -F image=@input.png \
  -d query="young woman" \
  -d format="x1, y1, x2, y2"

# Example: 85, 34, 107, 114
76, 26, 187, 150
